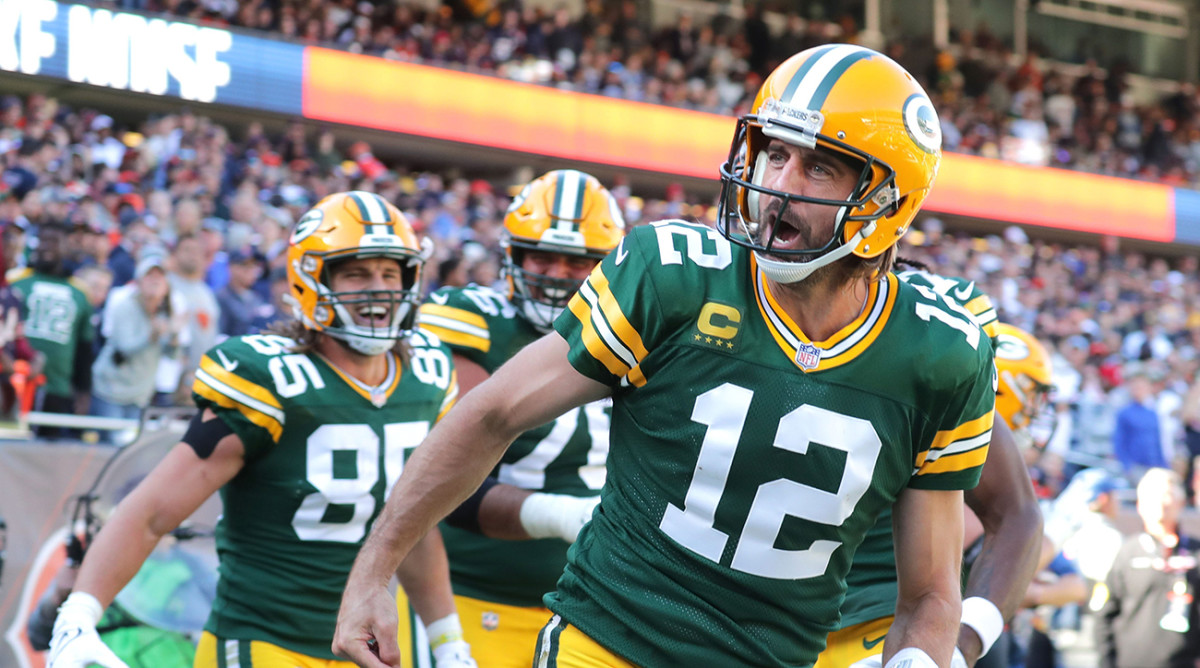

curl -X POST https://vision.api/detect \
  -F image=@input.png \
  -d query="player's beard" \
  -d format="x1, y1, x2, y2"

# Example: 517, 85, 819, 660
755, 200, 856, 297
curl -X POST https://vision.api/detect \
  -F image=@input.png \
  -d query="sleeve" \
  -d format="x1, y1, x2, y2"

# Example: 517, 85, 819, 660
191, 338, 285, 454
910, 336, 997, 491
416, 288, 493, 367
553, 225, 682, 389
960, 288, 999, 341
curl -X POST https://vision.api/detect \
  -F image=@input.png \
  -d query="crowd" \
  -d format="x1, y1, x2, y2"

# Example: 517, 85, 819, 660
99, 0, 1200, 188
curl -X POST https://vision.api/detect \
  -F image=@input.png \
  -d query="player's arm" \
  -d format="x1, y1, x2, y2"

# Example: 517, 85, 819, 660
440, 351, 599, 544
957, 417, 1044, 665
394, 524, 474, 666
334, 333, 610, 668
885, 487, 965, 668
49, 409, 243, 668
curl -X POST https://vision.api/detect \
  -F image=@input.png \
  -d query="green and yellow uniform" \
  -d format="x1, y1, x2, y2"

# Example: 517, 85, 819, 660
539, 222, 995, 667
190, 331, 457, 665
414, 284, 608, 666
10, 269, 93, 399
819, 270, 1000, 667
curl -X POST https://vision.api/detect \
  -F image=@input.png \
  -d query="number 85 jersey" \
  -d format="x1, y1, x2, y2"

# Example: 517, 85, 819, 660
549, 222, 996, 667
191, 331, 457, 660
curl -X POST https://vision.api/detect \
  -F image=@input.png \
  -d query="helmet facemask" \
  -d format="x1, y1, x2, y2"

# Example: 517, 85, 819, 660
293, 239, 433, 356
717, 114, 901, 285
503, 239, 605, 333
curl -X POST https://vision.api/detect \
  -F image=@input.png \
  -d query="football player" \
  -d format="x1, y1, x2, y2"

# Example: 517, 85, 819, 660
47, 192, 477, 668
336, 44, 994, 668
408, 169, 624, 668
818, 270, 1048, 668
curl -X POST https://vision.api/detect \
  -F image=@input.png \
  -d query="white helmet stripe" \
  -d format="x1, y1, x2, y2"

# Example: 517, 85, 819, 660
553, 170, 583, 231
783, 44, 872, 111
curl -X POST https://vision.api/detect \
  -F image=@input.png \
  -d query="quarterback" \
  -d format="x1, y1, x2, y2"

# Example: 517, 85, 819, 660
336, 45, 994, 668
407, 169, 624, 668
48, 192, 476, 668
819, 269, 1048, 668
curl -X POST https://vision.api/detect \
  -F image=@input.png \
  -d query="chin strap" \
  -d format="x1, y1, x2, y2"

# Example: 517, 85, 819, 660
755, 221, 875, 284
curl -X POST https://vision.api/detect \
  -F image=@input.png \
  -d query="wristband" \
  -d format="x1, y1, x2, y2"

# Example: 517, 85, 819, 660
425, 613, 464, 651
884, 647, 937, 668
960, 596, 1004, 657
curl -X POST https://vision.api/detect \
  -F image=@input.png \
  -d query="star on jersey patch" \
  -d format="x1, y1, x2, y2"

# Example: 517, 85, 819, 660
794, 342, 822, 370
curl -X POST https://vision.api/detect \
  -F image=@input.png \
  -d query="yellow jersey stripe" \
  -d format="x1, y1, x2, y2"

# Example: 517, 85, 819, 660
929, 411, 995, 453
587, 268, 650, 363
418, 323, 490, 353
919, 442, 990, 475
567, 292, 632, 378
198, 357, 283, 411
194, 379, 284, 442
964, 295, 994, 318
418, 304, 490, 333
437, 371, 459, 421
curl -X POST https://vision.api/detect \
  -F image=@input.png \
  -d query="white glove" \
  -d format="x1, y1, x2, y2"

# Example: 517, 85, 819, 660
432, 639, 477, 668
519, 493, 600, 543
47, 592, 129, 668
951, 647, 969, 668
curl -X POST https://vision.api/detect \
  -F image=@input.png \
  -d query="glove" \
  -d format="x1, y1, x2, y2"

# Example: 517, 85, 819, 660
520, 493, 600, 543
432, 639, 477, 668
951, 647, 969, 668
47, 592, 129, 668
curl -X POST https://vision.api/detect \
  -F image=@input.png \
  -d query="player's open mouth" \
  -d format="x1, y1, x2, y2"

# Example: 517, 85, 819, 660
762, 211, 808, 252
355, 305, 391, 327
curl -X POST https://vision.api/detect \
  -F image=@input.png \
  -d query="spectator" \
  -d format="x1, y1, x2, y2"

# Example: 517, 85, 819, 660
9, 222, 94, 436
215, 248, 265, 338
166, 233, 218, 402
1096, 468, 1200, 668
1113, 365, 1168, 479
90, 255, 182, 444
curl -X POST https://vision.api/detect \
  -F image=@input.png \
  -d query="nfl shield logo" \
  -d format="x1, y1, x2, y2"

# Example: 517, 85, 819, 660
481, 611, 500, 631
795, 343, 822, 370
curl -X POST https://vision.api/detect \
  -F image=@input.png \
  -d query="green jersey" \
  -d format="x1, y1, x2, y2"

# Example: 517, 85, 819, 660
192, 331, 457, 659
838, 270, 1000, 629
418, 284, 609, 607
10, 270, 93, 397
549, 222, 996, 667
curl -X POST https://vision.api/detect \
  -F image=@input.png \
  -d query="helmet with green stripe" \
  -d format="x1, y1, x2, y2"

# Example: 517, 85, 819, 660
287, 191, 433, 355
502, 169, 625, 331
717, 44, 942, 284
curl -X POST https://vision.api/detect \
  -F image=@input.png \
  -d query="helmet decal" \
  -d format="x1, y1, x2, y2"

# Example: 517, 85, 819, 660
291, 209, 323, 244
903, 94, 942, 154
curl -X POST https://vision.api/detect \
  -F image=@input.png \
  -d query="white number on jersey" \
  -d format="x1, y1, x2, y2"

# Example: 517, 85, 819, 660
292, 421, 429, 542
659, 383, 882, 580
461, 285, 517, 318
498, 401, 610, 491
910, 284, 981, 350
651, 221, 732, 269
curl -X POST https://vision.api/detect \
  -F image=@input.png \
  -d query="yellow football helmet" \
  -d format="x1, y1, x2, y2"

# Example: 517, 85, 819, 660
717, 44, 942, 284
502, 169, 625, 331
993, 323, 1054, 449
287, 191, 433, 355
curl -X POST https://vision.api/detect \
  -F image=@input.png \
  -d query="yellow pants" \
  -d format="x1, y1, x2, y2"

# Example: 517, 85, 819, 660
194, 631, 359, 668
396, 588, 555, 668
814, 616, 894, 668
533, 614, 637, 668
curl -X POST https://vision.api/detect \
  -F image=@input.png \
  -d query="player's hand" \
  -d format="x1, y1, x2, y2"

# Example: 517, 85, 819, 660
432, 639, 478, 668
333, 583, 402, 668
520, 493, 600, 543
47, 592, 129, 668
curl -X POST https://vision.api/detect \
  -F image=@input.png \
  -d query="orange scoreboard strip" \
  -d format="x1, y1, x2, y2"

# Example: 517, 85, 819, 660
302, 47, 733, 180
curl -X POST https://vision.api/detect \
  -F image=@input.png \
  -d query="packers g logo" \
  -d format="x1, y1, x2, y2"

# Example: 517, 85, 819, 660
994, 332, 1031, 362
291, 209, 323, 243
902, 94, 942, 154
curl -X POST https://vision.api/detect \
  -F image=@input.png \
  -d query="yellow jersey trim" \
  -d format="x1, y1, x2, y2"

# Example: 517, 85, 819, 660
193, 375, 284, 442
417, 304, 491, 352
752, 260, 898, 372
